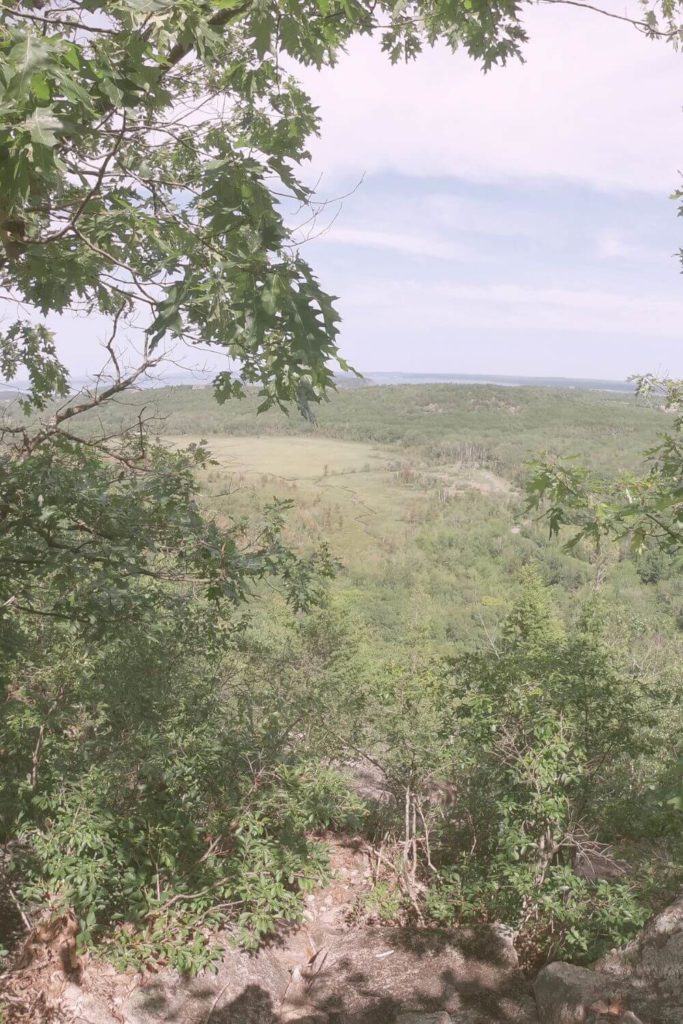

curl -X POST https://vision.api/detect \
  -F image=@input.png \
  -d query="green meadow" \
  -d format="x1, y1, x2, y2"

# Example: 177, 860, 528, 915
150, 383, 680, 655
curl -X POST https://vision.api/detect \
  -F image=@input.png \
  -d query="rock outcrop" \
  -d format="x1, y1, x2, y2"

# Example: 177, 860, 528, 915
533, 962, 642, 1023
282, 925, 536, 1023
124, 947, 288, 1024
596, 893, 683, 1024
534, 893, 683, 1024
121, 925, 536, 1024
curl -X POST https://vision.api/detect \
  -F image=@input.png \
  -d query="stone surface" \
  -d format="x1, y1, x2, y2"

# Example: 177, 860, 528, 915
533, 895, 683, 1024
123, 947, 288, 1024
596, 892, 683, 1017
533, 962, 623, 1023
121, 924, 535, 1024
396, 1013, 452, 1024
61, 982, 123, 1024
298, 925, 536, 1024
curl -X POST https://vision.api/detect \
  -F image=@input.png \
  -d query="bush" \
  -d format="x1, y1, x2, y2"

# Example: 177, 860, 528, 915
351, 569, 680, 965
1, 601, 364, 971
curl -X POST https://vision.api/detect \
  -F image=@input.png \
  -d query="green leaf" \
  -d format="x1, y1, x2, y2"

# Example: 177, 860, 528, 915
22, 109, 62, 148
8, 32, 53, 85
30, 73, 51, 102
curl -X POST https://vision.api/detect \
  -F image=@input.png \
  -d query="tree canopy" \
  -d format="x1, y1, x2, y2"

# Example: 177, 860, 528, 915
0, 0, 531, 417
527, 375, 683, 555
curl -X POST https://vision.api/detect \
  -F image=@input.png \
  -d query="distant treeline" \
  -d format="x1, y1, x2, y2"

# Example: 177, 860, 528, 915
39, 381, 666, 482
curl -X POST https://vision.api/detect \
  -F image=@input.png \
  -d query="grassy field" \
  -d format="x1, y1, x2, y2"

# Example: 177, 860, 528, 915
177, 431, 513, 577
9, 379, 670, 651
122, 381, 676, 656
175, 447, 671, 664
185, 434, 434, 562
167, 434, 392, 479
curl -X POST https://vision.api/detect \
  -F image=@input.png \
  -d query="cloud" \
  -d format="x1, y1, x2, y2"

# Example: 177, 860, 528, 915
594, 231, 667, 262
342, 278, 683, 338
15, 4, 682, 381
317, 224, 465, 260
296, 4, 682, 192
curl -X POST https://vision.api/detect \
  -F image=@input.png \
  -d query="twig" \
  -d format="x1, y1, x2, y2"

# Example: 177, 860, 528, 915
539, 0, 681, 39
416, 798, 436, 873
203, 980, 233, 1024
7, 887, 32, 932
0, 6, 119, 35
29, 724, 45, 791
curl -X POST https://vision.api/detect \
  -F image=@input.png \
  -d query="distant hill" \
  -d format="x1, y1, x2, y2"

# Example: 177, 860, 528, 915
361, 371, 634, 393
0, 370, 634, 396
26, 379, 659, 483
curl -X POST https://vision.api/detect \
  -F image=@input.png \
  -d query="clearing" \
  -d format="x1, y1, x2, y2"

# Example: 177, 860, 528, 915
164, 435, 391, 480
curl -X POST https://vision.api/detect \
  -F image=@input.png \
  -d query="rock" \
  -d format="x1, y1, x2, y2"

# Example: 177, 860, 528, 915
573, 848, 629, 882
122, 924, 536, 1024
396, 1013, 452, 1024
297, 925, 536, 1023
123, 946, 288, 1024
595, 892, 683, 1024
596, 892, 683, 984
534, 962, 622, 1023
60, 982, 122, 1024
341, 760, 395, 807
281, 949, 331, 1022
533, 895, 683, 1024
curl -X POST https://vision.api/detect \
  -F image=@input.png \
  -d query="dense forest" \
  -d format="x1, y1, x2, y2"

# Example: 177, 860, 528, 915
0, 1, 682, 1021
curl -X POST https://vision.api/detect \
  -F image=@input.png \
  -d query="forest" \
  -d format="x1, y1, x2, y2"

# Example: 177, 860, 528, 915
2, 379, 682, 981
0, 1, 682, 1022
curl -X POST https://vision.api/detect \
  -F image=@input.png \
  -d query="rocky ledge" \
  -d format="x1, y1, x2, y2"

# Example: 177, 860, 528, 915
534, 893, 683, 1024
122, 924, 535, 1024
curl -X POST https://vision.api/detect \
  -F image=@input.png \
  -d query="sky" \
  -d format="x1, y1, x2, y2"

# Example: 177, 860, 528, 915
290, 1, 683, 380
22, 2, 683, 382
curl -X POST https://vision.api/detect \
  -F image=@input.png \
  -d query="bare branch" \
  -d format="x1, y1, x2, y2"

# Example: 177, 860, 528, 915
539, 0, 681, 39
0, 5, 120, 36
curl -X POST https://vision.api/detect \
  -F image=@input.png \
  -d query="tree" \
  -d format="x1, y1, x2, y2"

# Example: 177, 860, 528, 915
0, 0, 551, 639
0, 0, 680, 414
0, 1, 530, 416
1, 0, 682, 978
0, 2, 679, 622
428, 575, 660, 964
526, 376, 683, 556
527, 171, 683, 555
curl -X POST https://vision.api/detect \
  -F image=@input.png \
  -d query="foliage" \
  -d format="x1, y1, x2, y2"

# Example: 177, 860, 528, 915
527, 376, 683, 555
1, 601, 364, 969
0, 436, 334, 635
3, 380, 682, 972
349, 569, 681, 964
0, 0, 534, 421
1, 0, 682, 983
176, 390, 680, 658
425, 863, 650, 965
50, 380, 668, 480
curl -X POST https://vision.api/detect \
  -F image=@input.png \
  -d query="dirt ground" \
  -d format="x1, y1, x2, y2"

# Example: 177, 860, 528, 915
0, 837, 536, 1024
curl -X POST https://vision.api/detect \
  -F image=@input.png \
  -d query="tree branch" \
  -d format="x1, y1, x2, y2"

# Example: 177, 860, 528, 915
165, 2, 253, 68
539, 0, 681, 39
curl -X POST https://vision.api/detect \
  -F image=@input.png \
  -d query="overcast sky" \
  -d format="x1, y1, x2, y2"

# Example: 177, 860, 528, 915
39, 2, 683, 382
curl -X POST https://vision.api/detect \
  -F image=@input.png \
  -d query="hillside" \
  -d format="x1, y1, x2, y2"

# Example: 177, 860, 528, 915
2, 379, 682, 1023
79, 381, 666, 476
126, 383, 677, 653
